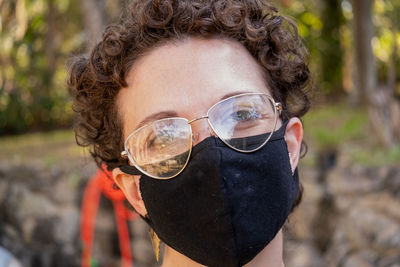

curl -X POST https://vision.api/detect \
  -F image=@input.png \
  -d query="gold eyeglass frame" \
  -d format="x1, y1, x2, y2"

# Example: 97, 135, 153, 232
121, 92, 282, 180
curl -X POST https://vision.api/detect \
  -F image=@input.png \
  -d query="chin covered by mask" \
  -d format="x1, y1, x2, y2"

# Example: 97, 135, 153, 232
138, 121, 299, 267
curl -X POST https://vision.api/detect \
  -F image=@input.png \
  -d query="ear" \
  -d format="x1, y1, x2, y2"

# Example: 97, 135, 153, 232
284, 117, 303, 174
112, 168, 147, 216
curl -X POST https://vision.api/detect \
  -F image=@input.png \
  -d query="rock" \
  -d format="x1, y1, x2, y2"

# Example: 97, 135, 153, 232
0, 164, 85, 267
0, 179, 8, 205
53, 206, 79, 244
21, 217, 36, 244
383, 167, 400, 198
17, 193, 58, 221
51, 178, 77, 204
286, 163, 400, 267
342, 251, 376, 267
326, 166, 382, 195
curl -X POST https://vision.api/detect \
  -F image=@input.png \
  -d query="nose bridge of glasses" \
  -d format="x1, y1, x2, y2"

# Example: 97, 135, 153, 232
187, 115, 209, 124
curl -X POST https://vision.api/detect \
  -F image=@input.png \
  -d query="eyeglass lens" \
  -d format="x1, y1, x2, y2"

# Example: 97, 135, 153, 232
208, 94, 277, 151
126, 118, 192, 178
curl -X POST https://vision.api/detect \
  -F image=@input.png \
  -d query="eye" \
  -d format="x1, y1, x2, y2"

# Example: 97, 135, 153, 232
144, 132, 158, 148
232, 108, 262, 122
145, 128, 175, 149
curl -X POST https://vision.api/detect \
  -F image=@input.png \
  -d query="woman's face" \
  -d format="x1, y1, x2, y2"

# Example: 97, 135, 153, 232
114, 37, 302, 216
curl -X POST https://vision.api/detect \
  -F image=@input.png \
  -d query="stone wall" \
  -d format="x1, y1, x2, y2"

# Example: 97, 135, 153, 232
0, 161, 158, 267
285, 157, 400, 267
0, 154, 399, 266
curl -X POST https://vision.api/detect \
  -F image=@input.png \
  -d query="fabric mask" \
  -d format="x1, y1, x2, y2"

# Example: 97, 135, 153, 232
137, 121, 299, 267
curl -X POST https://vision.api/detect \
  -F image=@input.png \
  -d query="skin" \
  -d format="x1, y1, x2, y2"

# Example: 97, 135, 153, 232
113, 37, 303, 267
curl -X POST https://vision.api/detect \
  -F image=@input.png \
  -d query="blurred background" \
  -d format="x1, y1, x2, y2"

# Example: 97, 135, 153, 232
0, 0, 399, 266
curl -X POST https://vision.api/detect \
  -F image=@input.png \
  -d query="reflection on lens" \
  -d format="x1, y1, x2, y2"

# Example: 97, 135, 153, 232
138, 150, 190, 178
208, 93, 277, 152
228, 132, 272, 151
125, 118, 192, 179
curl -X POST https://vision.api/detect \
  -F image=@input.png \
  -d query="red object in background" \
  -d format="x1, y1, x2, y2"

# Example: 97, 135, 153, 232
80, 165, 138, 267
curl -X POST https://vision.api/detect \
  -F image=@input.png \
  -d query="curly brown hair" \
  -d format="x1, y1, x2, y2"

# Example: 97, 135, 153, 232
68, 0, 312, 190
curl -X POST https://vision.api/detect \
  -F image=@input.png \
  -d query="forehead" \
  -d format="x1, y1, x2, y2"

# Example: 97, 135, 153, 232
117, 37, 270, 138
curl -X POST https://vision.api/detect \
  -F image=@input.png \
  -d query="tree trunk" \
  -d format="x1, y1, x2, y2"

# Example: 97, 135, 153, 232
368, 16, 400, 145
320, 0, 344, 96
81, 0, 105, 51
45, 0, 57, 91
387, 24, 400, 141
351, 0, 376, 106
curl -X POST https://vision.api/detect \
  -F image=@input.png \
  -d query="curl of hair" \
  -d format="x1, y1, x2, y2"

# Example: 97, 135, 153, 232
68, 0, 313, 207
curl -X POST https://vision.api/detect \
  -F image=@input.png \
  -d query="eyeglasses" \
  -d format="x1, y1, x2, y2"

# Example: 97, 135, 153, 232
120, 92, 282, 179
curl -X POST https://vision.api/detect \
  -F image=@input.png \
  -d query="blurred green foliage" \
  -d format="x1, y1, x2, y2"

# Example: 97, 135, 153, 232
302, 104, 368, 149
351, 144, 400, 166
0, 127, 84, 166
302, 103, 400, 166
276, 0, 400, 94
276, 0, 345, 95
0, 0, 83, 134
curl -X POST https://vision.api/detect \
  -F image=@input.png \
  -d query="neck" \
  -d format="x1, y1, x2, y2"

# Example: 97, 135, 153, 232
161, 245, 206, 267
161, 229, 284, 267
244, 230, 285, 267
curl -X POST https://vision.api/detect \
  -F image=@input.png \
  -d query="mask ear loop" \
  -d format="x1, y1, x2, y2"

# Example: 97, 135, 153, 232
149, 228, 161, 262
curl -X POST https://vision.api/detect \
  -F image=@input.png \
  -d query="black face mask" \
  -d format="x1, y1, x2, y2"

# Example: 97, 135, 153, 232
134, 121, 299, 267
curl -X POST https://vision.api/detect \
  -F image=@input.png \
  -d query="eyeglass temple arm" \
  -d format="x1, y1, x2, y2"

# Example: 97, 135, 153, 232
120, 151, 142, 175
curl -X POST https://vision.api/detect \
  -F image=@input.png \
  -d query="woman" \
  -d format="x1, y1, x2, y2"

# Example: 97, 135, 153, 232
68, 0, 312, 266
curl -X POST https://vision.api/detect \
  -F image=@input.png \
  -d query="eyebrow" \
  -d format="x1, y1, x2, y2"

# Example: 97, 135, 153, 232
219, 91, 251, 101
136, 90, 253, 129
136, 111, 179, 129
